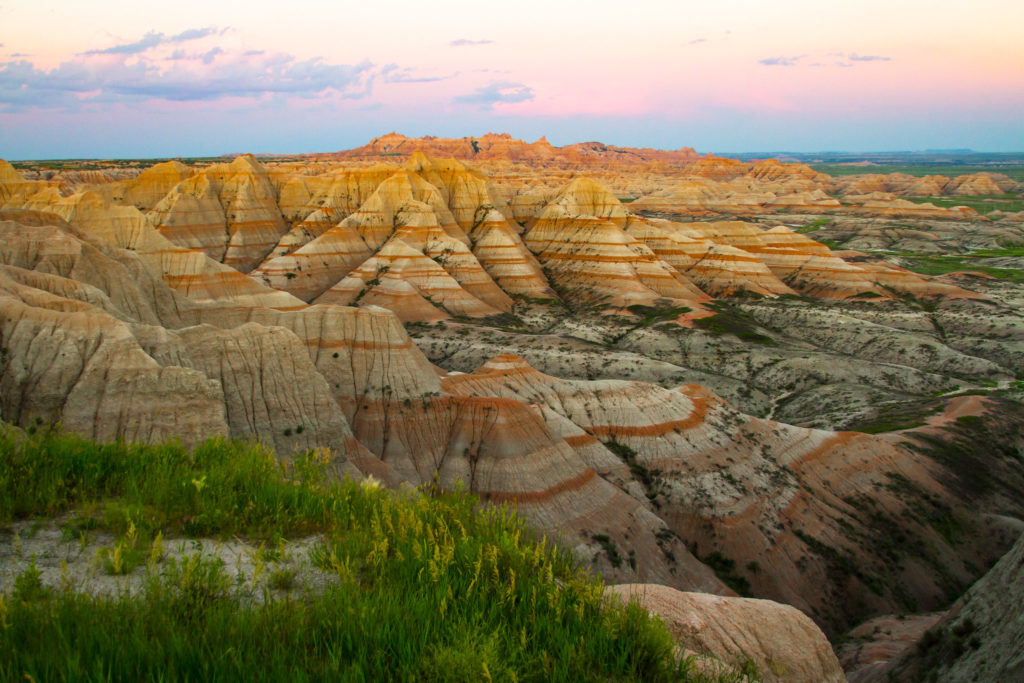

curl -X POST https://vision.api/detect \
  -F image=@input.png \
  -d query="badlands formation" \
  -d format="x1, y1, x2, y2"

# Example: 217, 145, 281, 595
4, 135, 1024, 678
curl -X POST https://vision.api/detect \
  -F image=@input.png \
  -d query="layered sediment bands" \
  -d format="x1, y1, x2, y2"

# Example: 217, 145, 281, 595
944, 172, 1010, 196
335, 170, 468, 251
678, 221, 887, 298
543, 177, 630, 226
266, 209, 336, 257
625, 217, 795, 296
346, 391, 727, 594
407, 151, 514, 228
172, 323, 367, 471
0, 214, 411, 469
0, 296, 226, 446
276, 165, 394, 223
524, 202, 708, 308
468, 208, 555, 298
841, 193, 977, 219
0, 160, 43, 202
2, 194, 303, 310
219, 304, 443, 408
115, 161, 194, 210
439, 355, 1014, 636
321, 132, 701, 167
314, 218, 509, 320
150, 155, 288, 272
0, 265, 228, 446
252, 222, 372, 301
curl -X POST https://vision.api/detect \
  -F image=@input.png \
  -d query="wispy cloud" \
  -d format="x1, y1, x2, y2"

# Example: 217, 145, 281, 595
0, 45, 376, 110
759, 56, 803, 66
82, 27, 221, 55
454, 80, 534, 110
449, 39, 494, 47
849, 53, 891, 62
380, 64, 452, 83
760, 52, 890, 68
9, 52, 30, 58
688, 38, 707, 45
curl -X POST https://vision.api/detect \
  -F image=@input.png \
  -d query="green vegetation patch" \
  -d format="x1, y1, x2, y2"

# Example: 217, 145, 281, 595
795, 217, 831, 234
693, 302, 776, 345
811, 164, 1024, 182
626, 304, 692, 327
913, 618, 981, 681
845, 400, 943, 434
0, 425, 727, 682
886, 248, 1024, 284
700, 552, 751, 597
904, 195, 1024, 215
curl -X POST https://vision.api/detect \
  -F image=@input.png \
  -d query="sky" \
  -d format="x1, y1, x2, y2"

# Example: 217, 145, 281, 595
1, 0, 1022, 158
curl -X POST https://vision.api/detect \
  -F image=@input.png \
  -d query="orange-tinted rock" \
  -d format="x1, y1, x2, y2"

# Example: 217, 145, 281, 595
117, 161, 194, 210
321, 132, 701, 167
276, 165, 394, 223
523, 179, 708, 308
150, 155, 288, 272
945, 173, 1009, 196
468, 208, 555, 298
625, 216, 794, 297
0, 160, 43, 203
6, 192, 303, 310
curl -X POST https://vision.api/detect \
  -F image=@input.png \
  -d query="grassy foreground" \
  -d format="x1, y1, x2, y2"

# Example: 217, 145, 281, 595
0, 425, 736, 682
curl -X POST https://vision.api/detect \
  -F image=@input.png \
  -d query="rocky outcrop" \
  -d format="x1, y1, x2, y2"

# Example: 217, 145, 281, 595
320, 132, 702, 167
150, 155, 289, 272
0, 160, 43, 203
879, 531, 1024, 682
1, 193, 303, 310
523, 183, 709, 308
115, 161, 195, 210
606, 584, 846, 682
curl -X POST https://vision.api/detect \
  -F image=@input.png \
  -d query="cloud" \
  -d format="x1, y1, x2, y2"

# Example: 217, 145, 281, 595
83, 26, 220, 55
9, 52, 30, 57
201, 47, 222, 65
449, 39, 494, 47
849, 53, 891, 62
379, 63, 451, 83
759, 56, 802, 66
688, 38, 707, 45
454, 80, 534, 110
0, 48, 376, 110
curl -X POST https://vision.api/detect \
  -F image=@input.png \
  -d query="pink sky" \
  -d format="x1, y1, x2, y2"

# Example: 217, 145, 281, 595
1, 0, 1022, 157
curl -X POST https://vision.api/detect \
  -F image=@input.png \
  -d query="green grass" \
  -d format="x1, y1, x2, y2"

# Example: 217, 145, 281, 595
891, 252, 1024, 284
845, 401, 943, 434
693, 302, 776, 345
0, 425, 743, 682
811, 164, 1024, 182
626, 304, 692, 327
795, 217, 831, 233
904, 195, 1024, 214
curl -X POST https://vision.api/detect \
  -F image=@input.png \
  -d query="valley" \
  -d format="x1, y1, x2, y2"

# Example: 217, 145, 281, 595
2, 135, 1024, 679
